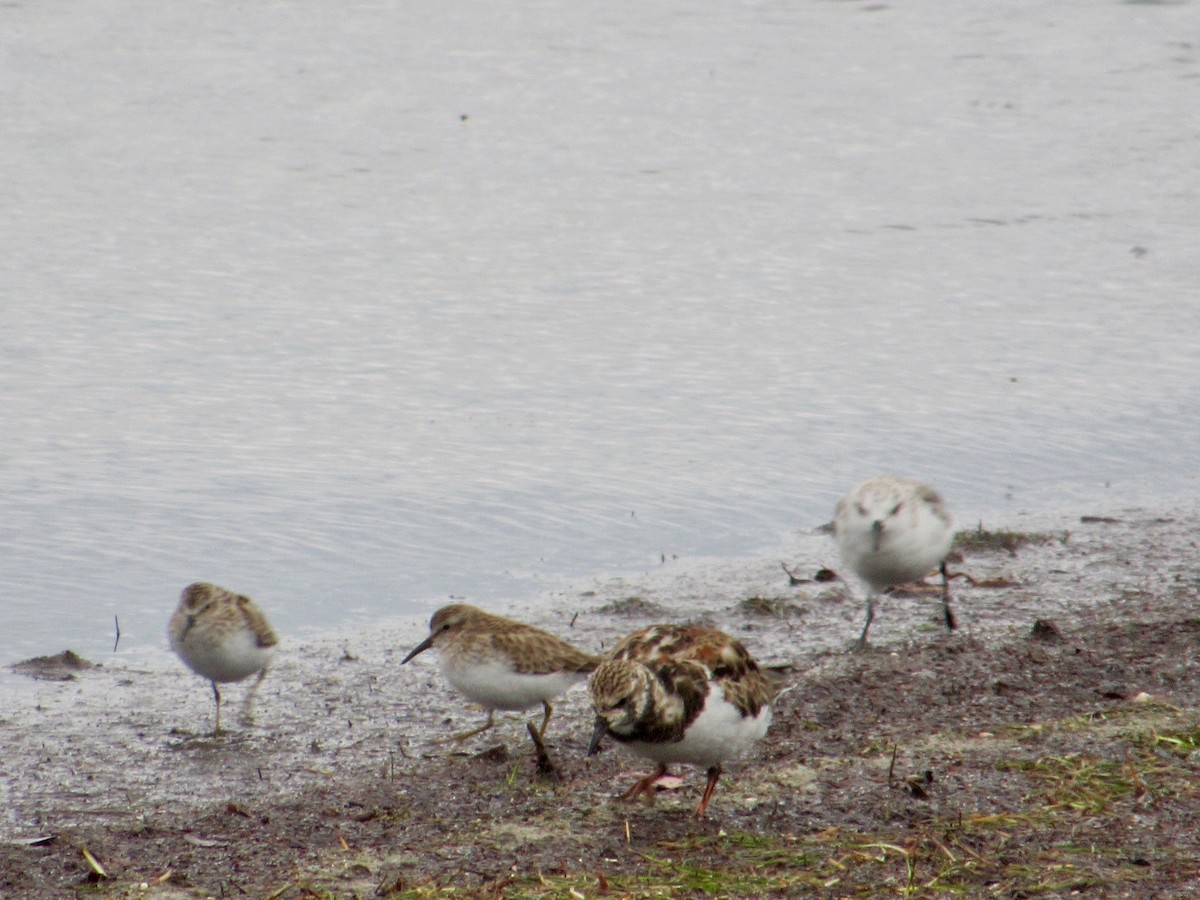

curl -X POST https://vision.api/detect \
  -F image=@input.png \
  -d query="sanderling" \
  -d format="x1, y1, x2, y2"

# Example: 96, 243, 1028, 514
834, 475, 956, 649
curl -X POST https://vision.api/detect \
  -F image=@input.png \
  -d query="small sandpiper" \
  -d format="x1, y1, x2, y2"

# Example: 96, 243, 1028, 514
588, 623, 773, 819
401, 603, 600, 756
834, 475, 956, 649
168, 582, 278, 736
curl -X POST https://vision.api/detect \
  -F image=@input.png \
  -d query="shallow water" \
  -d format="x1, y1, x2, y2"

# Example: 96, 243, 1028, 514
2, 0, 1198, 660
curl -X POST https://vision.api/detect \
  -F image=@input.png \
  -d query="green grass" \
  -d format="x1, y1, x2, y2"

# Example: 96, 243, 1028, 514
1131, 724, 1200, 757
997, 754, 1145, 813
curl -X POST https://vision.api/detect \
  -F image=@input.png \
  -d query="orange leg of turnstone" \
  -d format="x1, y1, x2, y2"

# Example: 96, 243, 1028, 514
621, 763, 670, 805
695, 766, 722, 819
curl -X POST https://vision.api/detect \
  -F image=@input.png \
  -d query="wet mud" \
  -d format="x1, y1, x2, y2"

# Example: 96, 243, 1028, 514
1, 510, 1198, 897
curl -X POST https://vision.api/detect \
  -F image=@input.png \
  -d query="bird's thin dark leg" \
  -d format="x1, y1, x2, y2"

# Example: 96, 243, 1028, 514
526, 721, 555, 775
855, 594, 876, 651
210, 681, 223, 737
941, 561, 957, 631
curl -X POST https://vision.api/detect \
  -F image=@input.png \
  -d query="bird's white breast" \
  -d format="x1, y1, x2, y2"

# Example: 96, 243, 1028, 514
628, 689, 771, 769
837, 493, 952, 593
171, 627, 273, 684
442, 657, 587, 711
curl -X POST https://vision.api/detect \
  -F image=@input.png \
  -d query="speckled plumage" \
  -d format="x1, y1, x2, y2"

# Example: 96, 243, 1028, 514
401, 603, 601, 742
588, 624, 773, 818
168, 582, 278, 736
834, 475, 956, 649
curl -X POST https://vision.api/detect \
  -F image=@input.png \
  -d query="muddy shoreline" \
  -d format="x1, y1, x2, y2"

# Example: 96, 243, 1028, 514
2, 509, 1198, 897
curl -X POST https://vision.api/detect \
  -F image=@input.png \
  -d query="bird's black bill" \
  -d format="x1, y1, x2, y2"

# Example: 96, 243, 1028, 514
587, 717, 609, 756
400, 634, 434, 665
871, 519, 884, 552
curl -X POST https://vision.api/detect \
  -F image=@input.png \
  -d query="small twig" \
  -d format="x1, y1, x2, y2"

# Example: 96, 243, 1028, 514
888, 745, 898, 786
929, 833, 957, 863
950, 836, 988, 863
569, 611, 579, 628
780, 562, 806, 586
80, 845, 109, 879
112, 615, 121, 653
944, 569, 981, 586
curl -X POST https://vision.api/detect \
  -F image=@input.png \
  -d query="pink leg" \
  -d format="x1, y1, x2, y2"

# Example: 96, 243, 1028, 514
620, 763, 669, 804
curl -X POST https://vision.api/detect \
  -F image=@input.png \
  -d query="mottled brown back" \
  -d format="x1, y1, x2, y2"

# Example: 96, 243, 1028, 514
609, 624, 772, 722
434, 604, 599, 675
174, 582, 278, 649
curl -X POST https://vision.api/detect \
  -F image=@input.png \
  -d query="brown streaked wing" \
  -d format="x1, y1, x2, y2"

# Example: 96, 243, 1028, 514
613, 625, 752, 674
653, 656, 711, 734
718, 666, 773, 719
608, 624, 675, 663
490, 624, 600, 676
917, 484, 951, 525
613, 624, 770, 721
236, 595, 278, 648
660, 628, 769, 719
707, 633, 772, 717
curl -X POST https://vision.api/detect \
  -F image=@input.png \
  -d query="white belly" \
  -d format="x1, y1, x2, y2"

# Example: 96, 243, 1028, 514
839, 510, 953, 593
443, 658, 586, 711
625, 693, 772, 769
172, 629, 273, 683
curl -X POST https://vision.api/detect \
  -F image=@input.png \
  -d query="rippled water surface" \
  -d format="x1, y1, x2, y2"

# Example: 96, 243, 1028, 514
3, 0, 1198, 658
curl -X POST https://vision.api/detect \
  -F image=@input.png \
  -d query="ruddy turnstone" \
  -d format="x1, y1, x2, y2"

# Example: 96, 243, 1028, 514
834, 475, 956, 649
587, 624, 773, 819
168, 582, 278, 736
401, 603, 600, 745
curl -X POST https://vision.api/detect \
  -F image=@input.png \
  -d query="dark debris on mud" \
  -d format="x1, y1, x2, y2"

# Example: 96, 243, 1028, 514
9, 650, 99, 682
